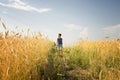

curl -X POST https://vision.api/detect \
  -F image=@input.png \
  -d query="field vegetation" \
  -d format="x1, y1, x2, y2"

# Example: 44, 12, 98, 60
0, 22, 120, 80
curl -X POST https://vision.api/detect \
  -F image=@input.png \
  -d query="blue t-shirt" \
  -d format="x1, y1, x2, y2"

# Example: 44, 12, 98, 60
57, 38, 62, 44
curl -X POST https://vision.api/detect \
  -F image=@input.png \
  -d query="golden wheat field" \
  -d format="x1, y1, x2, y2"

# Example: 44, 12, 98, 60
0, 23, 53, 80
0, 23, 120, 80
62, 40, 120, 80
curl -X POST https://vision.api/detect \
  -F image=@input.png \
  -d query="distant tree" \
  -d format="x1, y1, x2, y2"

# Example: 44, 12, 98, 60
105, 36, 109, 39
117, 38, 120, 41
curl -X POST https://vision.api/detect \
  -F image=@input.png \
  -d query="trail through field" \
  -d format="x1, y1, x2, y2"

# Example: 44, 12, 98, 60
42, 49, 68, 80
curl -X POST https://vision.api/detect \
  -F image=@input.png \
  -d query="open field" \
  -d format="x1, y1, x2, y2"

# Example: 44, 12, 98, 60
0, 0, 120, 79
0, 23, 120, 80
63, 40, 120, 80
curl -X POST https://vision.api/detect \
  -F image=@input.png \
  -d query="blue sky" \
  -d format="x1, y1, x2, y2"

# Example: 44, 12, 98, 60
0, 0, 120, 45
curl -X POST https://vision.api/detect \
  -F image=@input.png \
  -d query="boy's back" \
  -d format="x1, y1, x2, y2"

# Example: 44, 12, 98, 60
57, 37, 62, 44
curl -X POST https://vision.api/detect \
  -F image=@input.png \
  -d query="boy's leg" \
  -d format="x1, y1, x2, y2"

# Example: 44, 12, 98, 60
57, 44, 63, 56
57, 45, 61, 55
59, 45, 63, 56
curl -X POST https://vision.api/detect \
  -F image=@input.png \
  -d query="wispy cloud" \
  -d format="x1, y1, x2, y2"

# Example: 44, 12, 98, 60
80, 27, 88, 39
64, 24, 88, 39
0, 0, 51, 13
64, 24, 82, 31
102, 24, 120, 38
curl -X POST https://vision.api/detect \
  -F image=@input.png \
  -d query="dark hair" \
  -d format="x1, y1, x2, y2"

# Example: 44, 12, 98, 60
58, 33, 62, 36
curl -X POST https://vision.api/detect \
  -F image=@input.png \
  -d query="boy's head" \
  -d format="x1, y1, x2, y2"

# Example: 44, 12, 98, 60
58, 33, 62, 38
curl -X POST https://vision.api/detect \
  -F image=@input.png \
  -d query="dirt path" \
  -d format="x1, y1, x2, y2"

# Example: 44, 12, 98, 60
43, 49, 67, 80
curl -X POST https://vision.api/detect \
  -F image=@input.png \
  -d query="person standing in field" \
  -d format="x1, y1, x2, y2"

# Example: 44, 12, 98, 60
57, 33, 63, 55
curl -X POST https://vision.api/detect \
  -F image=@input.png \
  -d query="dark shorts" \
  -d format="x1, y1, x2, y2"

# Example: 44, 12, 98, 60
57, 44, 63, 50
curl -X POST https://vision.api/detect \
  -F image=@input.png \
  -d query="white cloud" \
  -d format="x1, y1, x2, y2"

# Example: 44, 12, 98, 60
80, 27, 88, 39
0, 0, 51, 13
64, 24, 88, 39
64, 24, 82, 31
103, 24, 120, 30
102, 24, 120, 38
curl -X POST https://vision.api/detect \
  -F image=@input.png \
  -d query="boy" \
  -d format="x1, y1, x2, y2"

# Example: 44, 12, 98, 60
57, 33, 63, 54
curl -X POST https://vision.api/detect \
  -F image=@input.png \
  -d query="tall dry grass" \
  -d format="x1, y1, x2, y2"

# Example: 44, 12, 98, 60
0, 22, 53, 80
0, 20, 120, 80
64, 40, 120, 80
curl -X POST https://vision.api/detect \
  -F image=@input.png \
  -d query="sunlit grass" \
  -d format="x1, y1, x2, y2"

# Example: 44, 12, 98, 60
0, 22, 53, 80
0, 21, 120, 80
63, 40, 120, 80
